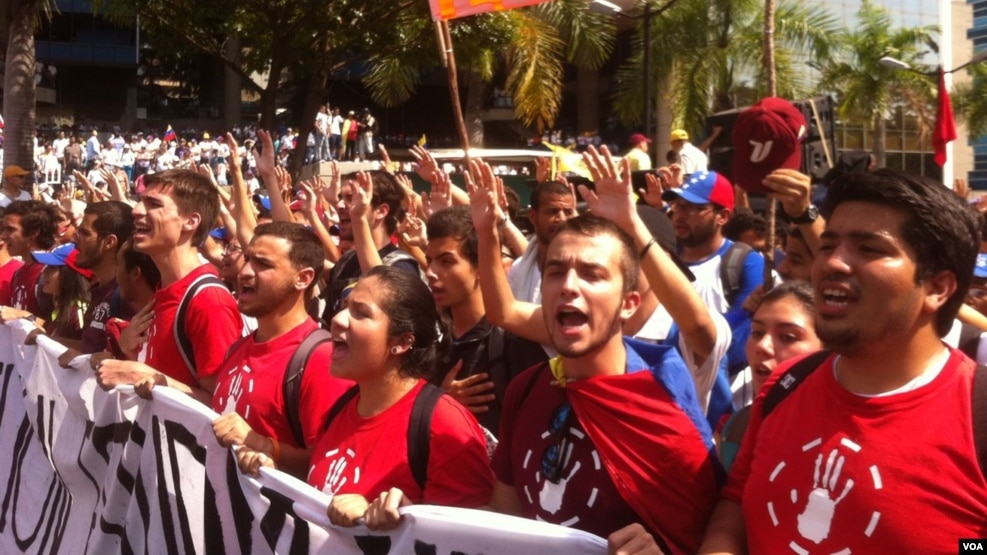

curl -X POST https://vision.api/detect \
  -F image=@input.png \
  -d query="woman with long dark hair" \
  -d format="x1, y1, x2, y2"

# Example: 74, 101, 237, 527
238, 266, 494, 529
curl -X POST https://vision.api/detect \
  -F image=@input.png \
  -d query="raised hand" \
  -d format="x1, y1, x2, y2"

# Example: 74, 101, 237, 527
298, 179, 319, 216
397, 215, 427, 248
378, 144, 394, 174
421, 169, 452, 217
535, 156, 552, 184
761, 169, 812, 218
325, 161, 341, 205
464, 158, 504, 233
642, 172, 666, 209
410, 145, 440, 184
350, 171, 373, 221
252, 129, 277, 178
579, 145, 636, 230
226, 133, 242, 173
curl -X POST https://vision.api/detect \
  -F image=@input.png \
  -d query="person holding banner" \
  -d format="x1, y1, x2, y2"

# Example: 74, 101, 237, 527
211, 222, 351, 479
463, 148, 721, 555
95, 169, 243, 403
237, 265, 494, 529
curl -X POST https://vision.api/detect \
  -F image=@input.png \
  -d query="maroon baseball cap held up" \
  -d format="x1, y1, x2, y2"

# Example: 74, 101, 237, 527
731, 97, 807, 194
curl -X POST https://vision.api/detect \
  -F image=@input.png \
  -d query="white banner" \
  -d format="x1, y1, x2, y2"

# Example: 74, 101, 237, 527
0, 321, 606, 554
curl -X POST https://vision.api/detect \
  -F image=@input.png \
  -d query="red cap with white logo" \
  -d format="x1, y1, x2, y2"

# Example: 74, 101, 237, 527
731, 97, 807, 194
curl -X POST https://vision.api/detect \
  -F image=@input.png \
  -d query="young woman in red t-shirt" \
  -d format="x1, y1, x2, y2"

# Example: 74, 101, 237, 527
237, 265, 494, 530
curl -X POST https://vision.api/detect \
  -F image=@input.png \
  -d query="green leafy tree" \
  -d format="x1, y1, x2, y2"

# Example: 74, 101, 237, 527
611, 0, 837, 136
816, 0, 937, 166
361, 0, 615, 146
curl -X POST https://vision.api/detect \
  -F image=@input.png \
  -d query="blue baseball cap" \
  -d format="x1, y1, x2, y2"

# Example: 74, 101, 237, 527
662, 170, 735, 211
32, 243, 93, 279
209, 227, 230, 241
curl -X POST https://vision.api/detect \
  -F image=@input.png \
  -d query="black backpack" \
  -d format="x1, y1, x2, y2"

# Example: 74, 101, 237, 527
174, 274, 228, 377
322, 383, 444, 491
760, 350, 987, 479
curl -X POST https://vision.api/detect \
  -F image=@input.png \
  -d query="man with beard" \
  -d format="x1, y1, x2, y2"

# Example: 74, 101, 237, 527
699, 169, 987, 553
663, 171, 763, 383
71, 201, 135, 353
481, 203, 720, 553
211, 222, 350, 478
507, 180, 576, 306
321, 171, 420, 322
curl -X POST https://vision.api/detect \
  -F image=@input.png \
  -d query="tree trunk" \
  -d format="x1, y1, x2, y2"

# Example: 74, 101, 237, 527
289, 65, 330, 180
3, 0, 39, 172
464, 69, 485, 148
873, 116, 887, 168
258, 53, 287, 130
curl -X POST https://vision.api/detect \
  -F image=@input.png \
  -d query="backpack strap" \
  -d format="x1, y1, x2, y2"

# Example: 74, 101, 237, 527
408, 383, 445, 492
761, 350, 832, 419
719, 241, 753, 306
973, 364, 987, 480
321, 385, 360, 434
174, 274, 227, 376
282, 328, 333, 448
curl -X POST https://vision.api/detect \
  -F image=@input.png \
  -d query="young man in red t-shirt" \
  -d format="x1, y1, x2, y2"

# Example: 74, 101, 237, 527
97, 170, 242, 403
700, 170, 987, 553
211, 222, 350, 478
0, 200, 58, 318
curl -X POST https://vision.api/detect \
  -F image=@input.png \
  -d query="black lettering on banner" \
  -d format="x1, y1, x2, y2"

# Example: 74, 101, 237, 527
0, 362, 15, 431
205, 449, 254, 553
92, 419, 149, 555
414, 540, 437, 555
258, 486, 309, 553
0, 415, 71, 551
355, 534, 392, 555
960, 539, 987, 553
153, 417, 205, 554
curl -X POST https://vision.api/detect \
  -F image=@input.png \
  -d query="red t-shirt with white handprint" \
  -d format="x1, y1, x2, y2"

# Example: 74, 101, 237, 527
211, 319, 350, 448
307, 380, 493, 507
724, 349, 987, 554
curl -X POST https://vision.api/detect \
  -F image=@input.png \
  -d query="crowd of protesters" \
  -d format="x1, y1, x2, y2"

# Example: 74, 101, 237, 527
0, 94, 985, 554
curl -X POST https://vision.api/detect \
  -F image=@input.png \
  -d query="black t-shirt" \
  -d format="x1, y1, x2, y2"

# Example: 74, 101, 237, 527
433, 317, 547, 434
321, 243, 421, 323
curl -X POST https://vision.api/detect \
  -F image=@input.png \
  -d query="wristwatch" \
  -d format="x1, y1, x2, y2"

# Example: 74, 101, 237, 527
791, 204, 819, 225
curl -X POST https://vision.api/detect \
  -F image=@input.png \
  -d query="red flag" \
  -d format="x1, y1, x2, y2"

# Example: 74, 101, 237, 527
933, 69, 957, 167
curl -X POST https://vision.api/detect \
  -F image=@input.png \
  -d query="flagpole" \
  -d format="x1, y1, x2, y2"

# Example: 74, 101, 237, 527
437, 21, 472, 161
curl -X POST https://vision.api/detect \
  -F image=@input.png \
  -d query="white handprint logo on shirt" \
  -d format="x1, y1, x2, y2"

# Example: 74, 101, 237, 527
539, 460, 581, 514
797, 448, 854, 544
318, 448, 360, 496
221, 371, 246, 415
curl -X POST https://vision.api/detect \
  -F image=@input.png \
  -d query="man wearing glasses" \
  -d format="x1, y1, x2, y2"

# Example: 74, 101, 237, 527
0, 166, 33, 208
663, 172, 765, 413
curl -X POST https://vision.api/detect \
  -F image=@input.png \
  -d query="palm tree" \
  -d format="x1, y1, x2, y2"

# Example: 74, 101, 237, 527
2, 0, 54, 172
361, 0, 615, 146
612, 0, 837, 136
816, 0, 937, 167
